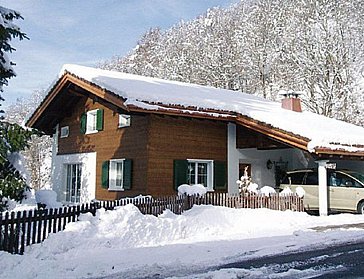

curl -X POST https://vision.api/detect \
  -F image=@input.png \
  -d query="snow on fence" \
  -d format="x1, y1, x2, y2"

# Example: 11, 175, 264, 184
0, 193, 303, 255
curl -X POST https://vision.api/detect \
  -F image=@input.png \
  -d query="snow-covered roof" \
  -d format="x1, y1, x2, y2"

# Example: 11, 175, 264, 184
30, 64, 364, 155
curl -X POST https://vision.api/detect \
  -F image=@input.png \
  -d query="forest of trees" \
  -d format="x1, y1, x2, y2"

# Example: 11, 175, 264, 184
99, 0, 364, 126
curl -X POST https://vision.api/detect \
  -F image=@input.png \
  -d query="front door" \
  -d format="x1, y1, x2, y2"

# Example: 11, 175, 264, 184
65, 164, 82, 203
239, 163, 251, 180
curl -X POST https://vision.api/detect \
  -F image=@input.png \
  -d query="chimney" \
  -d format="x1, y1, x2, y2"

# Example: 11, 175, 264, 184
280, 91, 302, 112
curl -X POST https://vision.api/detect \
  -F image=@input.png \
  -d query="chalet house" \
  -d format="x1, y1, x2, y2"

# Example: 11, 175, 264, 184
26, 65, 364, 215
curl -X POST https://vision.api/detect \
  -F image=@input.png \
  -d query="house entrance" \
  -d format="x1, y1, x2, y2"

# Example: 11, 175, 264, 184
65, 163, 82, 203
239, 163, 251, 179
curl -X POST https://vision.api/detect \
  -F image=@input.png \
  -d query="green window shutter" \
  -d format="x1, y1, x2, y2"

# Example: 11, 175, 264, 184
173, 160, 188, 190
214, 161, 227, 190
80, 113, 87, 134
123, 159, 132, 190
96, 109, 104, 131
101, 161, 110, 189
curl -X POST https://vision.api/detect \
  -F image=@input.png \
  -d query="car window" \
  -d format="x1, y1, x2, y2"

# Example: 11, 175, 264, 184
282, 172, 306, 185
303, 172, 318, 185
330, 172, 362, 188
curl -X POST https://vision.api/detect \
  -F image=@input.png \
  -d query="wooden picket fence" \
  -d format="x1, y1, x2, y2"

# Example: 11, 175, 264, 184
0, 193, 303, 255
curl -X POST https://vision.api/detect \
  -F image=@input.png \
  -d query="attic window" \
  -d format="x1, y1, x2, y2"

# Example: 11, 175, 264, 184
118, 114, 131, 128
80, 109, 104, 134
60, 126, 69, 138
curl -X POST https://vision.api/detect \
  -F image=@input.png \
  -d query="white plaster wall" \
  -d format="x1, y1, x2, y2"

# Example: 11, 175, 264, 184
237, 148, 315, 188
227, 123, 239, 194
51, 152, 96, 203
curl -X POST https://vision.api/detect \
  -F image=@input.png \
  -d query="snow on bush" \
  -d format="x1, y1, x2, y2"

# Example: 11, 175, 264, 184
35, 190, 62, 208
296, 186, 305, 198
280, 187, 293, 195
247, 183, 259, 194
260, 186, 276, 197
7, 152, 29, 182
178, 184, 207, 196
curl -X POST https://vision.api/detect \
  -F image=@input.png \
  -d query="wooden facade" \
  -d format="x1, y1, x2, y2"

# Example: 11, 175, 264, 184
57, 95, 227, 200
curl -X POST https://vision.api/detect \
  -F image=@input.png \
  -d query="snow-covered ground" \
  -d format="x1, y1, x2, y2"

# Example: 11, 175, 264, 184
1, 204, 364, 279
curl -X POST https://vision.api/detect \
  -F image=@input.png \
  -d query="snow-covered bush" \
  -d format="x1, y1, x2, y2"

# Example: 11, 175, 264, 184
280, 187, 293, 196
295, 187, 305, 198
236, 165, 253, 194
178, 184, 207, 196
260, 186, 276, 197
35, 190, 62, 208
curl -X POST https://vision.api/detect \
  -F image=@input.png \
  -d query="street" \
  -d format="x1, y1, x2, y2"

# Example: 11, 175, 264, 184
219, 240, 364, 278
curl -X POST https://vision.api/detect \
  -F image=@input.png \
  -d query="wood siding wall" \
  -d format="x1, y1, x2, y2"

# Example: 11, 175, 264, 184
57, 96, 227, 199
147, 115, 227, 196
58, 97, 149, 200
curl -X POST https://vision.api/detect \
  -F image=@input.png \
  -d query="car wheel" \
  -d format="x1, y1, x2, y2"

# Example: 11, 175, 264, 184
357, 202, 364, 214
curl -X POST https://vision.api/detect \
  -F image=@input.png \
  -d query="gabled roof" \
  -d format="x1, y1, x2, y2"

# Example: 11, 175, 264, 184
26, 64, 364, 158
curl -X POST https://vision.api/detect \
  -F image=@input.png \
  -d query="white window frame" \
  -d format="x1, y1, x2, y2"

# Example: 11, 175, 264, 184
64, 163, 82, 203
86, 109, 98, 134
118, 114, 131, 128
109, 159, 125, 191
60, 126, 69, 138
187, 159, 214, 191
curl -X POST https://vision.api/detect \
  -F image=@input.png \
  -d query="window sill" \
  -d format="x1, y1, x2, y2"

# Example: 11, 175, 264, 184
118, 125, 130, 129
85, 130, 98, 135
108, 188, 125, 192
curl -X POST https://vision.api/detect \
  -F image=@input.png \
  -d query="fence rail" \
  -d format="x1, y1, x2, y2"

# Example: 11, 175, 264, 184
0, 193, 303, 255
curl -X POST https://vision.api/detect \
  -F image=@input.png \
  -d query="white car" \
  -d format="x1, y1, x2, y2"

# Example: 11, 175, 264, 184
280, 169, 364, 213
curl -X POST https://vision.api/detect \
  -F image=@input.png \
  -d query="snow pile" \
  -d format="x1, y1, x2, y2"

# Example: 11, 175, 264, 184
280, 187, 293, 195
1, 204, 364, 278
295, 186, 306, 198
178, 184, 207, 196
260, 186, 277, 196
53, 64, 364, 154
35, 190, 62, 208
247, 183, 259, 194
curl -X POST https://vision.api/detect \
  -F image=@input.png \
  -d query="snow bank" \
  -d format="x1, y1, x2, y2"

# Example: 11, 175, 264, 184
1, 204, 364, 278
178, 184, 207, 196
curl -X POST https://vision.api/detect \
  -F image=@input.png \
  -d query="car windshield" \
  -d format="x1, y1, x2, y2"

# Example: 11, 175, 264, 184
345, 171, 364, 184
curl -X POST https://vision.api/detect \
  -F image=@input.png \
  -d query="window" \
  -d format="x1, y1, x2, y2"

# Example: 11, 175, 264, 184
187, 160, 213, 191
173, 159, 226, 191
282, 171, 307, 185
80, 109, 103, 134
101, 159, 132, 190
119, 114, 131, 128
329, 172, 361, 188
303, 171, 318, 185
65, 164, 82, 203
60, 126, 69, 138
109, 159, 124, 190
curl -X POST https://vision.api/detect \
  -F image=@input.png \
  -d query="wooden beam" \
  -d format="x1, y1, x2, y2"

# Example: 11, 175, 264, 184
26, 74, 69, 127
66, 74, 129, 112
235, 116, 309, 151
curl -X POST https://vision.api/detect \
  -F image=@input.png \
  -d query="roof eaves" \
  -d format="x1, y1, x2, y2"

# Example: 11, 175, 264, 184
26, 73, 69, 128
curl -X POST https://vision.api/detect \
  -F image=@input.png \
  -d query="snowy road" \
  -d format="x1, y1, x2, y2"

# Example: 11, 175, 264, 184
217, 240, 364, 278
97, 238, 364, 279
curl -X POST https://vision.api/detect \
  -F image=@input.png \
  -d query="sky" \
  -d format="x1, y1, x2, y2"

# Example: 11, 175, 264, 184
1, 0, 238, 109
